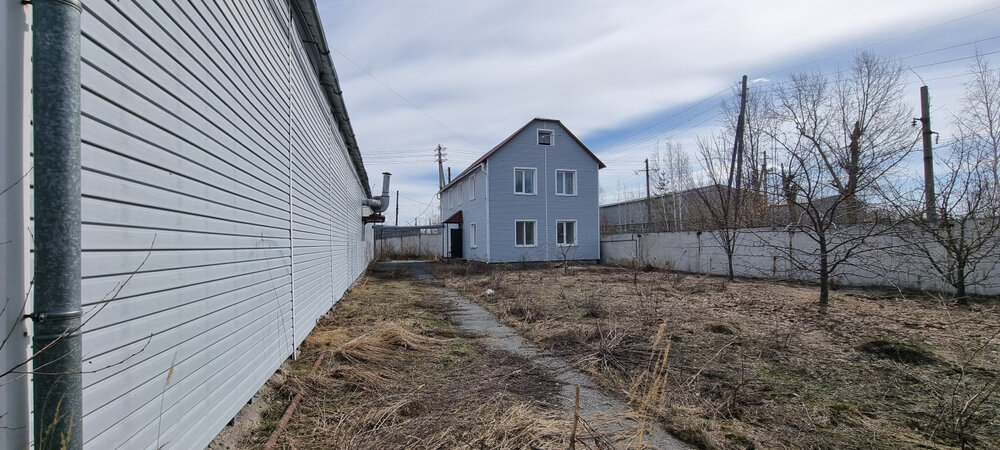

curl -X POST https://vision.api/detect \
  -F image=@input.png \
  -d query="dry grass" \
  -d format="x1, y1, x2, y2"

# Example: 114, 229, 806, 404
431, 262, 1000, 449
244, 268, 572, 449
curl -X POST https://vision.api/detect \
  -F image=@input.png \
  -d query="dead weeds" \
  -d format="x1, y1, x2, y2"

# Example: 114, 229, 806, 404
431, 262, 1000, 449
246, 272, 571, 449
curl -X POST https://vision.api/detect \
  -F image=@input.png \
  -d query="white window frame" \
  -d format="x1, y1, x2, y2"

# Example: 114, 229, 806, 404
470, 223, 477, 248
555, 169, 577, 196
514, 220, 537, 247
513, 167, 536, 195
469, 173, 476, 200
557, 220, 578, 246
537, 129, 554, 146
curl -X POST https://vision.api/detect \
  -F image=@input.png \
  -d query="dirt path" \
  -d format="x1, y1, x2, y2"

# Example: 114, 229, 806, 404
393, 261, 688, 449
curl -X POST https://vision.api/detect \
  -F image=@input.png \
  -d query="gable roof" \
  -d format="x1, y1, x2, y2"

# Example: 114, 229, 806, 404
441, 118, 605, 192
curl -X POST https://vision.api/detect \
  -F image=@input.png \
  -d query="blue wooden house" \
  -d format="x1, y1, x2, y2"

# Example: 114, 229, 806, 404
440, 118, 605, 263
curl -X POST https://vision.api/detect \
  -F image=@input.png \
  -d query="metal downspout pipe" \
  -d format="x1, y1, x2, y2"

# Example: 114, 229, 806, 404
31, 1, 83, 449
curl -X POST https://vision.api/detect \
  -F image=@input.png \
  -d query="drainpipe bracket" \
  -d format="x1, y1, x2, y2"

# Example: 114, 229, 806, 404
24, 309, 82, 323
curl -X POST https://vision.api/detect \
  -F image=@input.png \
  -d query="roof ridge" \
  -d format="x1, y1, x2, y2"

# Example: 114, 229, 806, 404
441, 118, 605, 192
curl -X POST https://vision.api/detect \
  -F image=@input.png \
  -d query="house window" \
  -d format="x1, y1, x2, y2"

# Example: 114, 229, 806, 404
470, 223, 477, 248
555, 170, 576, 196
514, 168, 536, 195
469, 174, 476, 200
538, 129, 553, 146
515, 220, 536, 247
557, 220, 577, 246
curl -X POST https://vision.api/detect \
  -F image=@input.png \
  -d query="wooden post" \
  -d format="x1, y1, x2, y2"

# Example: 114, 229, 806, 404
570, 385, 580, 449
644, 159, 651, 229
919, 86, 936, 221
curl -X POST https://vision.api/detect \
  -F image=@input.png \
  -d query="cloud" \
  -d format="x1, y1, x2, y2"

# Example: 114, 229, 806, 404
319, 0, 999, 222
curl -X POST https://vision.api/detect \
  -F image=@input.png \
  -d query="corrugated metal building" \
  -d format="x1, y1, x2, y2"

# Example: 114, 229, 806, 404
1, 1, 377, 448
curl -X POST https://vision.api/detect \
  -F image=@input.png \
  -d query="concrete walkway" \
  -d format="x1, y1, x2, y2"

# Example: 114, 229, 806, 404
378, 261, 688, 449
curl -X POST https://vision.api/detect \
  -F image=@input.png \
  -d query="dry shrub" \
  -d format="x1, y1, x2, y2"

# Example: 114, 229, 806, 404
378, 325, 444, 349
501, 298, 545, 323
582, 296, 608, 318
333, 325, 443, 363
462, 400, 569, 449
279, 369, 338, 398
357, 396, 425, 432
576, 321, 649, 375
304, 328, 351, 349
331, 365, 392, 392
405, 396, 569, 449
540, 324, 598, 350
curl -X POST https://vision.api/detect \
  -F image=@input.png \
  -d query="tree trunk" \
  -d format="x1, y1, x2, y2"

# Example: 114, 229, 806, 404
843, 121, 863, 224
727, 251, 734, 281
956, 264, 968, 305
818, 240, 830, 310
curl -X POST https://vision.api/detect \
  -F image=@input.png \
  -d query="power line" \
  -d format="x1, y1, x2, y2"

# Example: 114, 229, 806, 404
756, 4, 1000, 80
597, 85, 732, 153
909, 48, 1000, 70
598, 37, 999, 165
899, 34, 1000, 60
327, 44, 479, 150
599, 52, 993, 199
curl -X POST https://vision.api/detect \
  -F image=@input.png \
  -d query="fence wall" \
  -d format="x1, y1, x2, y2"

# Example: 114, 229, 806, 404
376, 231, 444, 259
58, 1, 374, 448
601, 229, 1000, 296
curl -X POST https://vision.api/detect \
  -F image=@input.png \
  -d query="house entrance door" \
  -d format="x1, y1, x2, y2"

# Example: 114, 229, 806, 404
450, 228, 463, 258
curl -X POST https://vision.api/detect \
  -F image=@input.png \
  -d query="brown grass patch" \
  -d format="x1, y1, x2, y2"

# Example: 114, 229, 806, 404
432, 261, 1000, 449
244, 270, 573, 449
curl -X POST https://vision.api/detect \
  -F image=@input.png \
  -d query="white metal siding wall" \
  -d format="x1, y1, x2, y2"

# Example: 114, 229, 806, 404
0, 3, 31, 449
76, 1, 370, 448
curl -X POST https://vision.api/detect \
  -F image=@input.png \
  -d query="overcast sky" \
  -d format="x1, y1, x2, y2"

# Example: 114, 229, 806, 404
317, 0, 1000, 225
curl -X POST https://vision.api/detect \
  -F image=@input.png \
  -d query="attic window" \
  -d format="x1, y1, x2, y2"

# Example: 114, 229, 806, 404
537, 129, 553, 146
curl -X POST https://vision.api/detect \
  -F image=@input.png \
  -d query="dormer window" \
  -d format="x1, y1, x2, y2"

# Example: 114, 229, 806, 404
537, 129, 553, 146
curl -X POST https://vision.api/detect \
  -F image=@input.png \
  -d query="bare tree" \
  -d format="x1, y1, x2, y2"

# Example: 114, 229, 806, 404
649, 141, 694, 231
690, 81, 777, 280
694, 132, 743, 280
552, 243, 576, 275
887, 55, 1000, 302
770, 51, 917, 307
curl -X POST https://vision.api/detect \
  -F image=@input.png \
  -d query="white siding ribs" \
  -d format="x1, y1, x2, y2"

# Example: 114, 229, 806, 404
76, 1, 371, 448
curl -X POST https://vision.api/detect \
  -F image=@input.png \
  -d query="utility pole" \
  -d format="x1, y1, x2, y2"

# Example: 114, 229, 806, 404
728, 75, 749, 214
436, 145, 446, 228
394, 190, 399, 226
436, 145, 446, 190
644, 158, 651, 226
919, 86, 936, 221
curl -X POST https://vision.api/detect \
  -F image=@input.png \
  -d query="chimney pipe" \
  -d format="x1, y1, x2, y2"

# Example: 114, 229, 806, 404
362, 172, 391, 213
447, 167, 451, 184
